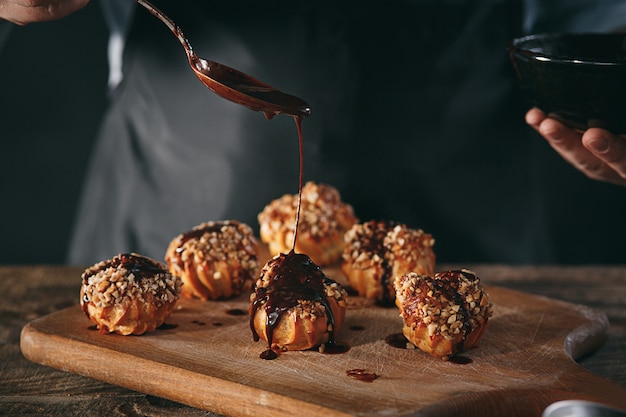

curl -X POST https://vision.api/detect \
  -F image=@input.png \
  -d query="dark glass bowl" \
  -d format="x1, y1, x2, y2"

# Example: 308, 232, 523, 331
509, 33, 626, 133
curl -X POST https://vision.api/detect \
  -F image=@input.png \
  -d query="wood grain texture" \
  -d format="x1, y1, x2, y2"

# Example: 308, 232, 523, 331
19, 266, 626, 417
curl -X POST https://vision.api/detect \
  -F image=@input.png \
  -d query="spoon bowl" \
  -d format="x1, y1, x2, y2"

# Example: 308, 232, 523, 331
135, 0, 310, 119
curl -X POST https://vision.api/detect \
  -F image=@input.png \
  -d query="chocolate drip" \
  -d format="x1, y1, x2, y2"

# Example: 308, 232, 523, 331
346, 369, 379, 382
249, 251, 341, 359
291, 117, 305, 251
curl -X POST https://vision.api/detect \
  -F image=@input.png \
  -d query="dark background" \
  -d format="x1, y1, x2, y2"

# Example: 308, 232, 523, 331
0, 2, 108, 264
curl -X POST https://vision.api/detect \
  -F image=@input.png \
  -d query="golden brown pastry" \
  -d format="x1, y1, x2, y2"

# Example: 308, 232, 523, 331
342, 220, 435, 304
249, 251, 348, 359
165, 220, 260, 300
80, 253, 182, 335
394, 269, 493, 360
258, 181, 358, 266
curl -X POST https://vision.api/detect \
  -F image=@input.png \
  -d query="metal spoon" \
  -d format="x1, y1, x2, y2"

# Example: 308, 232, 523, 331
134, 0, 311, 119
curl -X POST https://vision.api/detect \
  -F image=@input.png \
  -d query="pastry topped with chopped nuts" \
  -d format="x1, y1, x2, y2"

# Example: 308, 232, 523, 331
165, 220, 260, 300
258, 181, 358, 266
80, 253, 182, 335
394, 269, 493, 360
249, 251, 348, 359
342, 220, 435, 305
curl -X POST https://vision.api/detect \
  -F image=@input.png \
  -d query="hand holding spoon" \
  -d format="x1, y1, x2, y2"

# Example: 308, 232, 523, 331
135, 0, 311, 119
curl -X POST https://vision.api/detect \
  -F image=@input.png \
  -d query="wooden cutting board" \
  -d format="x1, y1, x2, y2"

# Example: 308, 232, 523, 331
20, 264, 626, 417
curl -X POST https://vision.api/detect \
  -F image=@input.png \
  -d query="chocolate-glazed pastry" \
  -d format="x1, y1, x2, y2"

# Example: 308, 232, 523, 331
258, 182, 358, 267
165, 220, 260, 300
249, 251, 348, 359
80, 253, 182, 335
394, 269, 493, 360
342, 220, 435, 304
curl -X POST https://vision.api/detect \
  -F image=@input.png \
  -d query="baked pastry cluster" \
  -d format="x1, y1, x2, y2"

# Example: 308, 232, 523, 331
342, 220, 435, 304
80, 253, 182, 335
165, 220, 260, 300
249, 251, 348, 358
258, 181, 358, 266
394, 269, 493, 360
79, 180, 495, 362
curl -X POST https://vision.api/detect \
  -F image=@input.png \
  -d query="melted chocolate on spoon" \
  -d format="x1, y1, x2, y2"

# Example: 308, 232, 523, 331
135, 0, 311, 119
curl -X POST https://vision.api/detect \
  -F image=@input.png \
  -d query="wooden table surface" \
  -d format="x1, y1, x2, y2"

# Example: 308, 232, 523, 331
2, 264, 625, 416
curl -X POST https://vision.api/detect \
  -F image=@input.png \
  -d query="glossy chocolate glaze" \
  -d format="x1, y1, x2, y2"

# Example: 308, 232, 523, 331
249, 251, 345, 360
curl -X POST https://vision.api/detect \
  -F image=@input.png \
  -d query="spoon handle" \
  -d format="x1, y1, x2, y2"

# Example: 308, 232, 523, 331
134, 0, 195, 59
